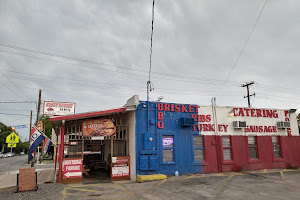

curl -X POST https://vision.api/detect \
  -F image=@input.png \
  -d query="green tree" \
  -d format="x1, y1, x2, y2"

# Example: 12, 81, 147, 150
40, 115, 53, 138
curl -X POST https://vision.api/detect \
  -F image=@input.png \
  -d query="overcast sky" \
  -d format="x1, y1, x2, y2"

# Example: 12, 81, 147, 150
0, 0, 299, 141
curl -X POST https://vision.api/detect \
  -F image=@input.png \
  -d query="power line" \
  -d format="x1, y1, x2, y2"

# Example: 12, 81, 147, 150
1, 116, 29, 124
0, 78, 29, 101
0, 54, 34, 101
0, 113, 31, 116
0, 43, 148, 73
3, 72, 245, 95
216, 0, 268, 96
0, 101, 36, 103
0, 49, 242, 86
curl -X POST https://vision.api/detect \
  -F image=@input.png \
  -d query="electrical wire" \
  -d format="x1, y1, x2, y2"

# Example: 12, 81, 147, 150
216, 0, 268, 96
3, 73, 245, 95
0, 55, 34, 101
0, 43, 148, 73
0, 113, 31, 116
0, 49, 244, 87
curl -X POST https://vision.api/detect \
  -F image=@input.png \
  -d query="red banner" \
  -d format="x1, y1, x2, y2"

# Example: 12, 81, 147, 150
82, 118, 115, 136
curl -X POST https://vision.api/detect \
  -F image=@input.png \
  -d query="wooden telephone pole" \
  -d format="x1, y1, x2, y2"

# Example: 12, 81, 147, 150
28, 110, 32, 164
241, 81, 255, 107
31, 89, 42, 167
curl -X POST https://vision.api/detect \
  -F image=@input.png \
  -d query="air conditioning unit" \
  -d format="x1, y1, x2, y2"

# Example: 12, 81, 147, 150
233, 121, 246, 129
277, 121, 291, 129
180, 118, 195, 127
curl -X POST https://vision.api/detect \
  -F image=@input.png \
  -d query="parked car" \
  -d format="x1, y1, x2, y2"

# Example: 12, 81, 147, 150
20, 152, 25, 156
6, 152, 14, 157
3, 153, 8, 158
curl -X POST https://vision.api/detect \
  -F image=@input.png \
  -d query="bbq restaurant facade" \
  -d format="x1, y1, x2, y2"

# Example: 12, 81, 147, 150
51, 95, 300, 182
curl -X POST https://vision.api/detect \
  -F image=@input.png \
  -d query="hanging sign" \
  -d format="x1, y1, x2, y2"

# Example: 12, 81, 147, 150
82, 119, 115, 137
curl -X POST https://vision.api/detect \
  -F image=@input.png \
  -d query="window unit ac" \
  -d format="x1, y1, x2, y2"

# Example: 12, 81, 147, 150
180, 118, 195, 127
277, 121, 291, 129
233, 121, 246, 129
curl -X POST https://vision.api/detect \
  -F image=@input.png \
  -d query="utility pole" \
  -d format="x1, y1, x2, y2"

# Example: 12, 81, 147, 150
28, 110, 32, 164
31, 89, 41, 167
241, 81, 255, 107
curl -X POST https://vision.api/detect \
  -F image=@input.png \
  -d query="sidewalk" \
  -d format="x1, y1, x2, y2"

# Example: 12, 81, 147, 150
0, 167, 56, 190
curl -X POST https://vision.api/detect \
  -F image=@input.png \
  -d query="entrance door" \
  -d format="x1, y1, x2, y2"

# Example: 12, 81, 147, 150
176, 132, 193, 174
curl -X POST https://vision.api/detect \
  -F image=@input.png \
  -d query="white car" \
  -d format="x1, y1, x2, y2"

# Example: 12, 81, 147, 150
20, 152, 25, 156
6, 153, 14, 157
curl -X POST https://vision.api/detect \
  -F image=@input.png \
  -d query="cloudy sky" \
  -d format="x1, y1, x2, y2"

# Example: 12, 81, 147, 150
0, 0, 299, 141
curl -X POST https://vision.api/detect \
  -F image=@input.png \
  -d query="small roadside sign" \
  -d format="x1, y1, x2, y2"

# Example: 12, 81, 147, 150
7, 143, 17, 148
6, 132, 20, 143
63, 159, 83, 179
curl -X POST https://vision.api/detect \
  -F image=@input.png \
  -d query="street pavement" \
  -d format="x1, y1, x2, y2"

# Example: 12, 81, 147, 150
0, 155, 56, 191
0, 155, 55, 174
61, 169, 300, 200
0, 166, 299, 200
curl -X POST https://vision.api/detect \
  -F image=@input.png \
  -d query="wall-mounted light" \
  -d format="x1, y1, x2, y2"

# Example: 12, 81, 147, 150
229, 110, 234, 117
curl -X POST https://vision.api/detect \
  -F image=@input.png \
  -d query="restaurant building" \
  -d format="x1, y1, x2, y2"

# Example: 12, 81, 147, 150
51, 95, 300, 182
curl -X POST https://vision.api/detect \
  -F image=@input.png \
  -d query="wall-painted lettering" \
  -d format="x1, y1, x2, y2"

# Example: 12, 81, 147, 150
157, 121, 164, 129
157, 112, 164, 120
244, 125, 277, 133
233, 108, 278, 118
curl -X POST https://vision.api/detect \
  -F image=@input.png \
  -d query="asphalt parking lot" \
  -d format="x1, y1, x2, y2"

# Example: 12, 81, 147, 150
1, 169, 299, 200
61, 169, 300, 200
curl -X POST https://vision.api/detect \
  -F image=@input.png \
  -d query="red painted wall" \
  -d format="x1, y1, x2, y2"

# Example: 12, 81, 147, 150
202, 135, 300, 173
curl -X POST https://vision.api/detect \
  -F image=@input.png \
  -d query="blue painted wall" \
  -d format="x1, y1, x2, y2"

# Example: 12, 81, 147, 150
135, 101, 202, 176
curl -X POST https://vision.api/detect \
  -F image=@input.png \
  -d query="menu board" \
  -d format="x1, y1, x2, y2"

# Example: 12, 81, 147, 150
111, 156, 130, 180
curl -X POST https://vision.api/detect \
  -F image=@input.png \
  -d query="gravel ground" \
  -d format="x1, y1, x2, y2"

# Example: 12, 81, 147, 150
0, 183, 64, 200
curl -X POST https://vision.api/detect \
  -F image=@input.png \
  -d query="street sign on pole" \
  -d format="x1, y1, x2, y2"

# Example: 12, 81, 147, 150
7, 143, 17, 148
6, 132, 20, 143
15, 125, 27, 129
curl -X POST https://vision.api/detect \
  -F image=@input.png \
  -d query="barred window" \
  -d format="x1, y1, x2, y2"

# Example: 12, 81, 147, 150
272, 136, 281, 158
193, 135, 204, 161
222, 137, 232, 160
248, 136, 258, 159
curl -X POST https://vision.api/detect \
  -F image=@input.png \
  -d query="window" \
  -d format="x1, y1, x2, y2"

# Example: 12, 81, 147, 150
162, 136, 174, 162
272, 136, 281, 158
193, 135, 204, 161
248, 136, 258, 159
222, 137, 232, 160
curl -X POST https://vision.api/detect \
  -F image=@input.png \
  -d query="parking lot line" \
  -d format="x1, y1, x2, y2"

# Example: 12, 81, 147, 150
280, 171, 296, 193
214, 174, 235, 196
115, 183, 136, 198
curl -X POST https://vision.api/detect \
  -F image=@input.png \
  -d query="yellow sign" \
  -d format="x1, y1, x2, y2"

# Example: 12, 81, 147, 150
6, 132, 20, 143
7, 143, 17, 148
